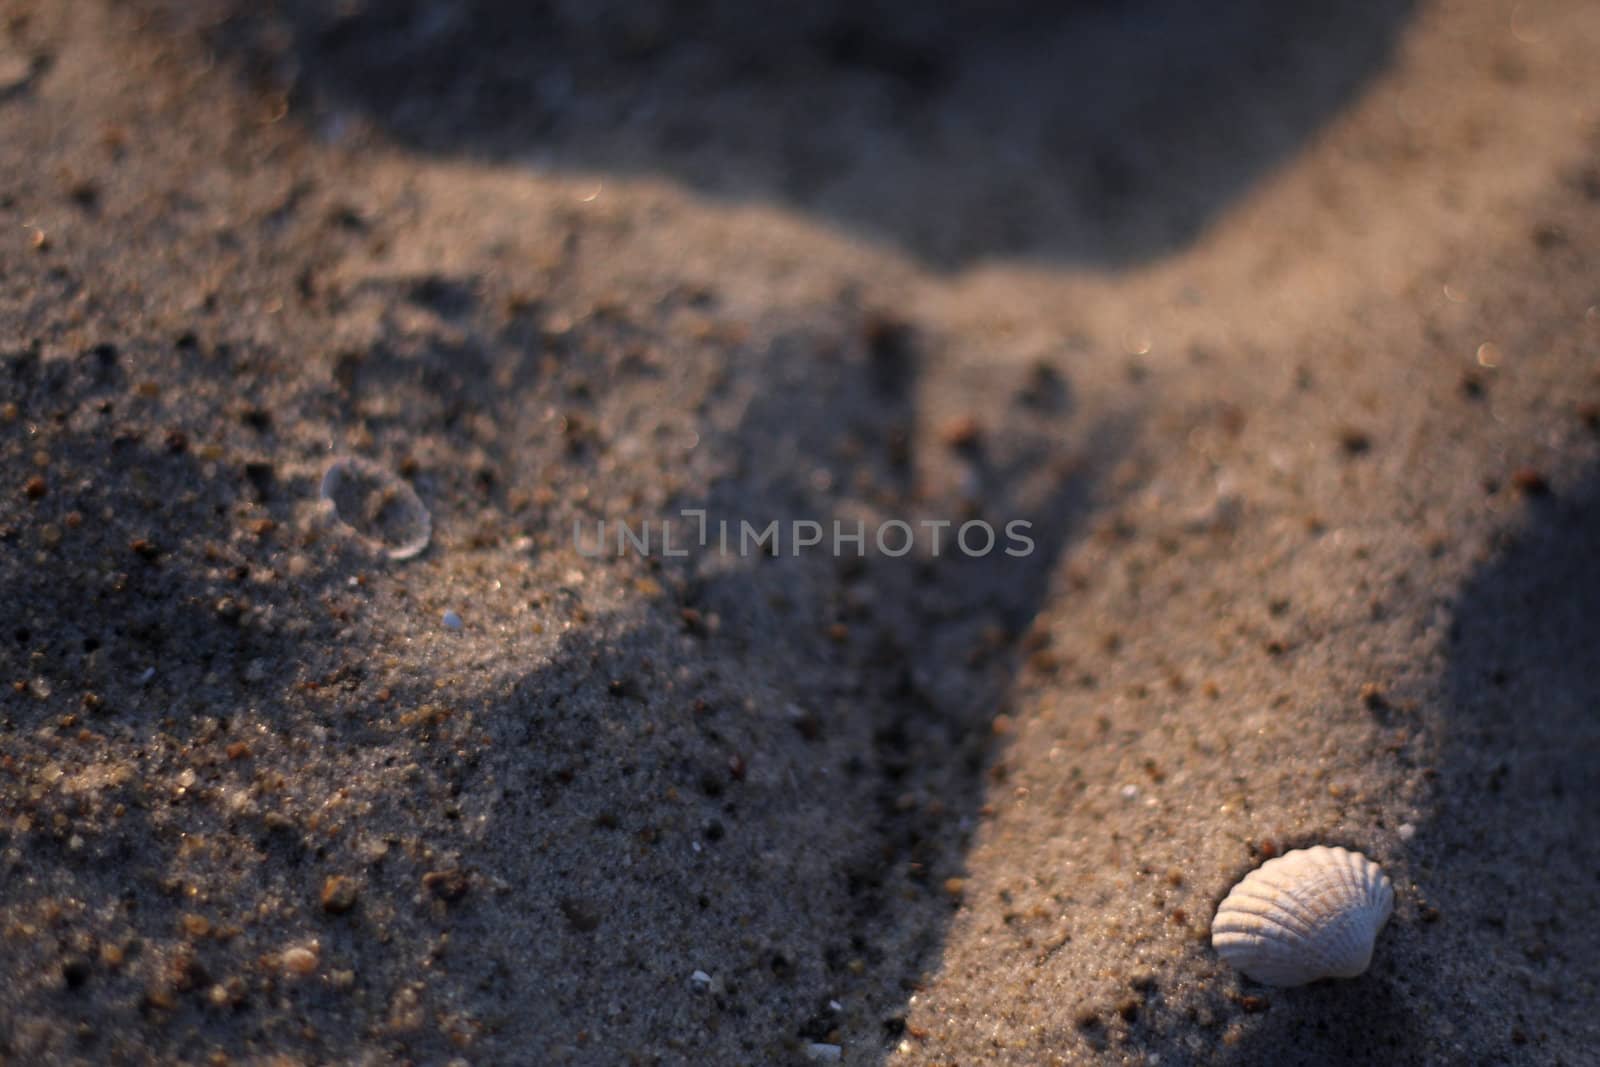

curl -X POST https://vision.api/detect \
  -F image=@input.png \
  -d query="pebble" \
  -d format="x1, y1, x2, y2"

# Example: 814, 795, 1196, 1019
0, 52, 33, 94
1339, 428, 1372, 455
1510, 468, 1550, 497
321, 876, 360, 914
61, 956, 91, 989
422, 869, 470, 901
803, 1044, 843, 1063
442, 610, 463, 631
558, 897, 601, 932
280, 944, 320, 976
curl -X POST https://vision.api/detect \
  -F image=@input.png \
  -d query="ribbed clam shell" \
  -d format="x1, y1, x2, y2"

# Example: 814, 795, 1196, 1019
1212, 846, 1394, 987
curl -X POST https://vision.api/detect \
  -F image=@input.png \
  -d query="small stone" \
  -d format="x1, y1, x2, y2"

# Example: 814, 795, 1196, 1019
442, 610, 463, 631
0, 52, 32, 95
423, 869, 470, 902
1338, 428, 1372, 456
1509, 468, 1550, 497
212, 976, 248, 1010
280, 944, 319, 976
169, 953, 208, 991
559, 897, 602, 932
939, 415, 983, 451
321, 876, 359, 915
802, 1044, 843, 1063
61, 956, 92, 989
22, 475, 46, 499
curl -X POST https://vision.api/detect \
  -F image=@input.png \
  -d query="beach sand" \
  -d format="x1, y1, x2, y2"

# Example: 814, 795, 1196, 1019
1, 1, 1597, 1063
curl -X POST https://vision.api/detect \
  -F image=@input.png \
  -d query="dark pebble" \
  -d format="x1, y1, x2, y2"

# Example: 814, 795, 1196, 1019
1338, 428, 1372, 456
1510, 468, 1550, 497
321, 875, 359, 915
423, 869, 470, 902
559, 897, 602, 933
61, 956, 92, 989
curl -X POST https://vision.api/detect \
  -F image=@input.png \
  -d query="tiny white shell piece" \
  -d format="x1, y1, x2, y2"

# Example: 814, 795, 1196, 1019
1212, 845, 1394, 987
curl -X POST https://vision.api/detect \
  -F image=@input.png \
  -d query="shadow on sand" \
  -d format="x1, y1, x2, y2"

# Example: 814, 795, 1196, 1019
358, 279, 1127, 1062
194, 0, 1414, 269
0, 276, 1125, 1062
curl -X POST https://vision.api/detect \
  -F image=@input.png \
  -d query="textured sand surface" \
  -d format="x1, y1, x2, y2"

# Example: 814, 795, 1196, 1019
1, 1, 1597, 1064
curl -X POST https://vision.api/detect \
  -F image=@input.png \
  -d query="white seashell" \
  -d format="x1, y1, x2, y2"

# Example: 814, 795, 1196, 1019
1212, 845, 1394, 987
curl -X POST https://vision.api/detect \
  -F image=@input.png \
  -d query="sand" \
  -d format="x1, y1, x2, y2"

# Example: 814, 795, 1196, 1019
1, 1, 1597, 1064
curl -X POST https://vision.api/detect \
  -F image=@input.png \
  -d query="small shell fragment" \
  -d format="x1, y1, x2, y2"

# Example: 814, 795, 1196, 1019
1212, 845, 1394, 987
319, 456, 431, 560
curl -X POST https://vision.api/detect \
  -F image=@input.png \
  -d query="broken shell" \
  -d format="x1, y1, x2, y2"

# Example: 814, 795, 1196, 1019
319, 456, 431, 560
1212, 845, 1394, 987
